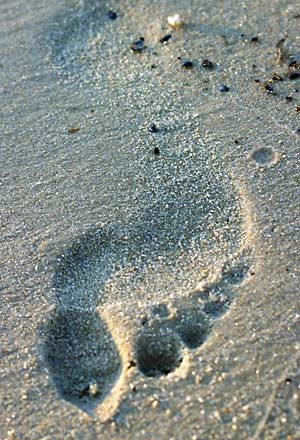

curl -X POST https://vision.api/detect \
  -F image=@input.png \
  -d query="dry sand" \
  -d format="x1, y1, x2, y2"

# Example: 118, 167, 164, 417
1, 0, 300, 439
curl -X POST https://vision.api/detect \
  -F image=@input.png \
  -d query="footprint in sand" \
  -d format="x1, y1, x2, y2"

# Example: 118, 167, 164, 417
42, 150, 253, 415
41, 0, 255, 418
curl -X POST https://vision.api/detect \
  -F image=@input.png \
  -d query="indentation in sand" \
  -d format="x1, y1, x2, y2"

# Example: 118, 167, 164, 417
41, 172, 254, 419
40, 0, 258, 422
135, 327, 182, 377
249, 146, 279, 168
44, 309, 121, 412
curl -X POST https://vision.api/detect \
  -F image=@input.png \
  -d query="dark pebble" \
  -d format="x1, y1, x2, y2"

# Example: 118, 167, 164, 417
295, 128, 300, 134
289, 72, 300, 80
154, 147, 160, 155
251, 36, 259, 42
202, 59, 214, 69
160, 34, 172, 43
254, 79, 260, 83
181, 60, 193, 68
219, 84, 230, 92
107, 10, 117, 20
141, 316, 148, 326
285, 96, 293, 101
131, 37, 145, 52
127, 360, 137, 369
149, 123, 158, 133
264, 83, 276, 94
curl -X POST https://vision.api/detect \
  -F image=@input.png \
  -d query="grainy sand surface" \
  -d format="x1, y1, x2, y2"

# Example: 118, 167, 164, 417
1, 1, 300, 439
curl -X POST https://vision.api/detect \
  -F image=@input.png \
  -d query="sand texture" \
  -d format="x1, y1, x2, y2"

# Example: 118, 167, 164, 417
0, 0, 300, 439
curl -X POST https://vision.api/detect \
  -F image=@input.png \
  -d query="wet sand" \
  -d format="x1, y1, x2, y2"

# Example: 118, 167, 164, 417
1, 1, 300, 439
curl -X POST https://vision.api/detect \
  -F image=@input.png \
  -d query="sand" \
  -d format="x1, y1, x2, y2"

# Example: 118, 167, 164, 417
1, 0, 300, 439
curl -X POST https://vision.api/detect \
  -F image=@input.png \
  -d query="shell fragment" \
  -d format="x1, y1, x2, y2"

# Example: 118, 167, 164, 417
167, 14, 184, 29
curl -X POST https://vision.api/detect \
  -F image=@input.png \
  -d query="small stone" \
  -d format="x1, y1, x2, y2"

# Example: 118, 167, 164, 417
89, 383, 99, 396
154, 147, 160, 155
289, 72, 300, 80
167, 14, 184, 29
68, 127, 80, 133
181, 60, 193, 69
130, 37, 145, 52
151, 399, 159, 409
285, 96, 293, 101
107, 11, 117, 20
149, 123, 158, 133
251, 36, 259, 42
7, 430, 16, 439
219, 84, 230, 92
195, 375, 201, 385
141, 315, 148, 326
202, 59, 214, 69
129, 383, 137, 392
160, 34, 172, 43
127, 360, 137, 369
263, 83, 276, 94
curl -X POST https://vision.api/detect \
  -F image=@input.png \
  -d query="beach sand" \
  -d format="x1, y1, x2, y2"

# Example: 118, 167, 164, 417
0, 0, 300, 439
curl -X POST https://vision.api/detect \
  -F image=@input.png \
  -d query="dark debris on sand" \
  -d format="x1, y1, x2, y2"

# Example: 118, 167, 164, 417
148, 123, 158, 133
131, 37, 145, 52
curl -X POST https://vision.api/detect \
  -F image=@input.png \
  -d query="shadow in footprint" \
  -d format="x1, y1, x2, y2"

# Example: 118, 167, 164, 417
134, 247, 254, 376
174, 307, 211, 349
43, 309, 121, 412
199, 248, 253, 319
135, 325, 182, 377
